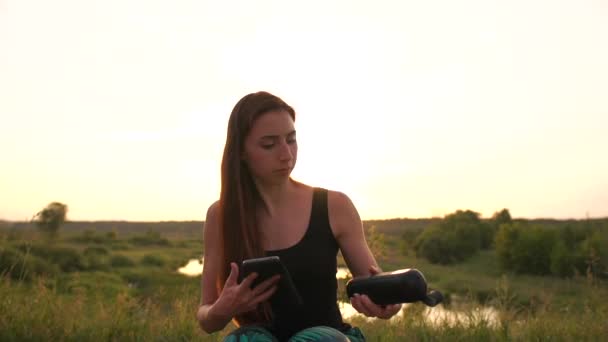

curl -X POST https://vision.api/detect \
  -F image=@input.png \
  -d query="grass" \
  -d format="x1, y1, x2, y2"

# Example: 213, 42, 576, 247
1, 228, 607, 341
2, 275, 605, 341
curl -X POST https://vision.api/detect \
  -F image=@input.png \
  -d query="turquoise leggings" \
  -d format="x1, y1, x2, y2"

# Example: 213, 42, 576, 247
223, 325, 365, 342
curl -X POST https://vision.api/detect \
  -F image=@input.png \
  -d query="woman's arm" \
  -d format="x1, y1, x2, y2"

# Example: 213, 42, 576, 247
328, 191, 401, 319
328, 191, 377, 277
196, 202, 280, 333
196, 202, 232, 333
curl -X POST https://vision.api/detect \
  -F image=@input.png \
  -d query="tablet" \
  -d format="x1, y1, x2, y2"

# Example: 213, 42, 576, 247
239, 256, 303, 306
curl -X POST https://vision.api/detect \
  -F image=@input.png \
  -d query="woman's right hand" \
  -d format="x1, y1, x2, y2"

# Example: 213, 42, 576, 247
210, 262, 280, 319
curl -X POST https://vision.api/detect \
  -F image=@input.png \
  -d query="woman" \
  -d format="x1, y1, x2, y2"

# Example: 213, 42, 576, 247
196, 91, 401, 342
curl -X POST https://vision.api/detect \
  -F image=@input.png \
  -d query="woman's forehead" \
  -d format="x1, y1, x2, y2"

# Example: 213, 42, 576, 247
249, 110, 295, 137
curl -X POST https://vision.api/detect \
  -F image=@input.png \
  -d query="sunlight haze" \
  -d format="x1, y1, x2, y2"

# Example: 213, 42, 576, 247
1, 0, 607, 221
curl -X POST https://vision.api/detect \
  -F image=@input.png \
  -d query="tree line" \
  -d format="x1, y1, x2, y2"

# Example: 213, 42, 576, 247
408, 209, 607, 278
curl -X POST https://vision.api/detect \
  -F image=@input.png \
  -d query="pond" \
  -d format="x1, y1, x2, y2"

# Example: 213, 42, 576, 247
177, 258, 352, 279
178, 259, 499, 327
339, 301, 499, 327
177, 258, 204, 276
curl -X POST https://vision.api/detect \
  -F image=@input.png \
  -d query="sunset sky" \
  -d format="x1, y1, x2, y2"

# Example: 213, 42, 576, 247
1, 0, 607, 221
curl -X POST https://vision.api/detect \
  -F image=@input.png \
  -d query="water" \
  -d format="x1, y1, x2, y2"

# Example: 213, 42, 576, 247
339, 301, 500, 327
177, 259, 499, 327
177, 258, 204, 276
177, 258, 351, 279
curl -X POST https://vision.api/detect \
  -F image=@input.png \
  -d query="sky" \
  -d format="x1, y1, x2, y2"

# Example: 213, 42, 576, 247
1, 0, 607, 221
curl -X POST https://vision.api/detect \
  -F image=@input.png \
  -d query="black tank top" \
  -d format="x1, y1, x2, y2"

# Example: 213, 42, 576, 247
265, 187, 349, 341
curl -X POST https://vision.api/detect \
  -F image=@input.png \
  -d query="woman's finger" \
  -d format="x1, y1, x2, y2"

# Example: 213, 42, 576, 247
358, 294, 383, 317
350, 294, 371, 317
369, 264, 381, 275
376, 304, 401, 319
239, 271, 259, 290
251, 284, 279, 306
224, 262, 239, 287
252, 275, 281, 295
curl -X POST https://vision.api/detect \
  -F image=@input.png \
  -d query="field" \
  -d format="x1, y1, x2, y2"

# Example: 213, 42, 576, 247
1, 220, 607, 341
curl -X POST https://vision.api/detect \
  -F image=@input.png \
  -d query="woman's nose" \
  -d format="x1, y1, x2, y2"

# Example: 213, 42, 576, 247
278, 141, 293, 161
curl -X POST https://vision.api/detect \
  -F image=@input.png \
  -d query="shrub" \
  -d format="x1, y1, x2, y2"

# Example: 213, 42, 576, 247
580, 229, 608, 278
72, 230, 116, 244
496, 223, 566, 276
83, 246, 109, 256
0, 247, 59, 280
110, 255, 135, 268
141, 254, 165, 267
84, 253, 110, 271
129, 230, 170, 246
16, 244, 85, 272
414, 210, 485, 264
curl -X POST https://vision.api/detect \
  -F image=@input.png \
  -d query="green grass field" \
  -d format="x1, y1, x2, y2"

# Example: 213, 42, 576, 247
1, 226, 606, 341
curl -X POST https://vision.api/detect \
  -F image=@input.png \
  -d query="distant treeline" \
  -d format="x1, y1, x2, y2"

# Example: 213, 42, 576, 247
382, 211, 608, 278
1, 217, 607, 238
1, 221, 203, 239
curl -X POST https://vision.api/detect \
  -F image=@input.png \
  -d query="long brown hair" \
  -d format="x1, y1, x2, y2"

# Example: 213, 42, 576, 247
217, 91, 295, 324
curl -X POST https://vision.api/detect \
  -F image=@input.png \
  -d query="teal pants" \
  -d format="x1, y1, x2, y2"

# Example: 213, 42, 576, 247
223, 325, 365, 342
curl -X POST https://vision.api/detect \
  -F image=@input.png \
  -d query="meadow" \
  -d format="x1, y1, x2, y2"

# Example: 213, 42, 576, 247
0, 219, 606, 341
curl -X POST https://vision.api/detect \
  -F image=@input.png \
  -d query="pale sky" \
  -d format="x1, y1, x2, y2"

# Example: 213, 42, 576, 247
1, 0, 607, 221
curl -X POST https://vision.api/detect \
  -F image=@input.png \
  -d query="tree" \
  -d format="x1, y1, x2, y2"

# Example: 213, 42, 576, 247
365, 225, 387, 262
492, 209, 512, 227
32, 202, 68, 239
414, 210, 485, 264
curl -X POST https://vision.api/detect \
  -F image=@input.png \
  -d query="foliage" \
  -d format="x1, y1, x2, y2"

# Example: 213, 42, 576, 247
491, 209, 512, 228
32, 202, 68, 239
129, 230, 170, 246
365, 225, 387, 262
141, 254, 166, 267
2, 217, 608, 340
110, 255, 135, 268
15, 243, 86, 272
414, 210, 491, 264
83, 246, 109, 256
71, 229, 117, 244
0, 247, 60, 281
399, 226, 424, 256
495, 220, 607, 277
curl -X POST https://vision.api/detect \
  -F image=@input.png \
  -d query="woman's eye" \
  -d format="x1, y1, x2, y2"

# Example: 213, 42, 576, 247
287, 138, 297, 144
261, 144, 274, 149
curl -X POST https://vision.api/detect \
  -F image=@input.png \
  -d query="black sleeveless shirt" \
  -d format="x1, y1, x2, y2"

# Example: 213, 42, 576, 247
265, 187, 349, 341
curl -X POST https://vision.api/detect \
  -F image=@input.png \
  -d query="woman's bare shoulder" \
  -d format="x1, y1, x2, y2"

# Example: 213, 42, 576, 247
203, 201, 220, 235
206, 200, 220, 218
327, 189, 356, 212
326, 189, 362, 238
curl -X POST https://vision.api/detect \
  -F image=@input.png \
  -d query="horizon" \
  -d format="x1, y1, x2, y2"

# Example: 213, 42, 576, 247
3, 212, 607, 224
2, 0, 607, 222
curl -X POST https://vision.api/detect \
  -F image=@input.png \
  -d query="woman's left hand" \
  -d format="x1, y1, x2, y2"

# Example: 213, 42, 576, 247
349, 265, 402, 319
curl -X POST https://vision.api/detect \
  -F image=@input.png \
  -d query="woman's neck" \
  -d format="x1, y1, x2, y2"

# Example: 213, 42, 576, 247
255, 178, 299, 217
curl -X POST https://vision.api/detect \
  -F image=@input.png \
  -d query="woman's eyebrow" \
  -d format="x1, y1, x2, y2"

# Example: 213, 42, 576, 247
260, 130, 296, 140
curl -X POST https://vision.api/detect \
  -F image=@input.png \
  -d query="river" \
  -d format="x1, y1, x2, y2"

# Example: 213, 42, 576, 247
178, 258, 499, 327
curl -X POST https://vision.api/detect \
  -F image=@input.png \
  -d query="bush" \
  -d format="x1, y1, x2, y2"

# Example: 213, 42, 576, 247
510, 226, 555, 275
580, 229, 608, 278
71, 230, 116, 244
141, 254, 165, 267
496, 222, 588, 276
414, 210, 485, 264
0, 247, 59, 280
129, 230, 170, 246
83, 246, 109, 256
83, 253, 110, 271
16, 244, 85, 272
110, 255, 135, 268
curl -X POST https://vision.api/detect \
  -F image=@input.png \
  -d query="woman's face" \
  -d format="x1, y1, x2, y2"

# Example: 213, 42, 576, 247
242, 109, 297, 184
